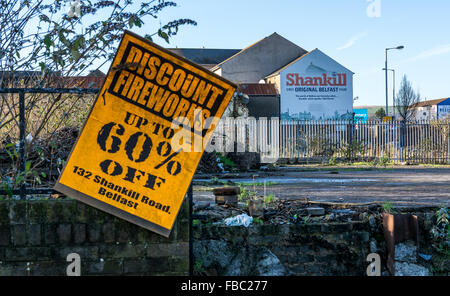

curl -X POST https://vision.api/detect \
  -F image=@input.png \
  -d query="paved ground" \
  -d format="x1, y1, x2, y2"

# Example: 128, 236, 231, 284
193, 166, 450, 206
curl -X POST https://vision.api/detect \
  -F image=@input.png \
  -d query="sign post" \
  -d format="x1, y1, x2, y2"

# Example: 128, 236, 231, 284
54, 31, 236, 237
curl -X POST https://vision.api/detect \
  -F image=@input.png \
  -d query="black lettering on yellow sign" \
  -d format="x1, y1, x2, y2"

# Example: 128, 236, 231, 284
54, 31, 236, 237
109, 42, 225, 135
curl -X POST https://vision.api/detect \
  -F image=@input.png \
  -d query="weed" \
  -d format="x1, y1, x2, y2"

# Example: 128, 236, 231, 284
378, 154, 391, 167
382, 201, 395, 214
193, 260, 204, 273
253, 217, 264, 225
328, 156, 336, 166
263, 194, 278, 207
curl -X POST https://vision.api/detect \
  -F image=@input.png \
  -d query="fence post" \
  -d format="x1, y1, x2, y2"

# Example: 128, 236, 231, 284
448, 136, 450, 165
19, 90, 26, 200
188, 183, 193, 276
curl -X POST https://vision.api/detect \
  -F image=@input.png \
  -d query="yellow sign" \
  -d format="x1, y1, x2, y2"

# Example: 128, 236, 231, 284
54, 31, 236, 237
383, 116, 392, 122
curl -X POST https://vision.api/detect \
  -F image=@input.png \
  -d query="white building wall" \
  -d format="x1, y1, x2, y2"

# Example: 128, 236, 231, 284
279, 49, 354, 120
415, 106, 437, 121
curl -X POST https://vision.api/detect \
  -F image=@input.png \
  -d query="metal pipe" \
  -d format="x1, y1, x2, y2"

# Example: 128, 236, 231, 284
19, 90, 26, 200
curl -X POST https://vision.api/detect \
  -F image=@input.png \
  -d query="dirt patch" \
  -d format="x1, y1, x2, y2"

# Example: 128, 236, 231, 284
194, 166, 450, 206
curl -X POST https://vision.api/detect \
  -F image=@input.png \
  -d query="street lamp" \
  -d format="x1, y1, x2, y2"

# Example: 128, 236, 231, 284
385, 46, 404, 116
382, 68, 395, 118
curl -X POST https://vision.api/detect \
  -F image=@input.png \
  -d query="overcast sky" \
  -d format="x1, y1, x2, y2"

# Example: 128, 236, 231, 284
130, 0, 450, 107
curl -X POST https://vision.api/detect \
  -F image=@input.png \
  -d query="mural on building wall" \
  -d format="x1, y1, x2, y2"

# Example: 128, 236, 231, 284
280, 49, 353, 120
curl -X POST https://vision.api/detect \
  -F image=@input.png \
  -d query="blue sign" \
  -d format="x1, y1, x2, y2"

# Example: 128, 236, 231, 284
353, 109, 368, 122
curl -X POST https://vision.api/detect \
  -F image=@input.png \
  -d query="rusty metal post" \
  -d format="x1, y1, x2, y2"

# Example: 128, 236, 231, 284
448, 136, 450, 165
383, 213, 419, 275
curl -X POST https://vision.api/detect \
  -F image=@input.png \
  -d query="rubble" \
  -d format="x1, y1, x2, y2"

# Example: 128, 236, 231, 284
393, 241, 431, 276
306, 207, 325, 216
395, 262, 430, 276
193, 194, 383, 226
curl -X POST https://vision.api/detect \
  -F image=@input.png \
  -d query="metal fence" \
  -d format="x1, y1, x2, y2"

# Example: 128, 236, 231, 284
0, 87, 99, 198
213, 118, 450, 164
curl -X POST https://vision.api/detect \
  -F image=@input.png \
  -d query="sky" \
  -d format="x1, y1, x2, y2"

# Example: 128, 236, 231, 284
108, 0, 450, 108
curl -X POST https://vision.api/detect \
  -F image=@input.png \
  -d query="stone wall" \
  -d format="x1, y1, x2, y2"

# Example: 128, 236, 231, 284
0, 198, 189, 276
0, 198, 447, 276
193, 221, 384, 276
193, 209, 449, 276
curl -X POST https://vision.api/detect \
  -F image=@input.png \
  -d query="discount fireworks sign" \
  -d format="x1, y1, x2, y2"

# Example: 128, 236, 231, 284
54, 31, 236, 237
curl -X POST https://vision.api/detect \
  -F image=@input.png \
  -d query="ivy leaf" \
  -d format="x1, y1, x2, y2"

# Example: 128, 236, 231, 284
133, 17, 142, 28
25, 161, 31, 172
43, 35, 52, 50
128, 15, 135, 28
158, 29, 169, 44
70, 48, 81, 60
3, 182, 12, 198
39, 14, 50, 23
39, 62, 46, 72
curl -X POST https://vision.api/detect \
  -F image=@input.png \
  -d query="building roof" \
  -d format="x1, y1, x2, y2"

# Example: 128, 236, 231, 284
210, 33, 307, 72
265, 51, 313, 79
237, 83, 278, 96
265, 48, 354, 78
411, 98, 450, 108
168, 48, 240, 67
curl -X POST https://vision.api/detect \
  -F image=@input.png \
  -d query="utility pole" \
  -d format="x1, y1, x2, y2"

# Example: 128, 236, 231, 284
385, 46, 404, 116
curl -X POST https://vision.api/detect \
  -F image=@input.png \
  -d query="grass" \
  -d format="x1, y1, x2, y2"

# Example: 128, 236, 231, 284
382, 201, 395, 214
295, 166, 394, 173
253, 217, 264, 225
192, 179, 281, 187
415, 164, 450, 168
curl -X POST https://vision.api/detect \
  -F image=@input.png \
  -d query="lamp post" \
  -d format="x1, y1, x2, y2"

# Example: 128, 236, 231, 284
382, 68, 395, 117
385, 46, 404, 116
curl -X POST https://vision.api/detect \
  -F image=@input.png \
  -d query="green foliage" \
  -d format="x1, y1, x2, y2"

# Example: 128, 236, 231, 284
436, 207, 449, 225
0, 1, 197, 195
209, 177, 221, 185
193, 260, 204, 273
216, 153, 235, 171
378, 154, 391, 167
382, 201, 395, 214
238, 187, 257, 203
328, 156, 336, 166
263, 194, 278, 207
431, 207, 449, 251
336, 138, 366, 161
302, 216, 311, 224
253, 217, 264, 225
309, 134, 335, 157
1, 1, 197, 77
375, 108, 386, 120
1, 142, 47, 197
